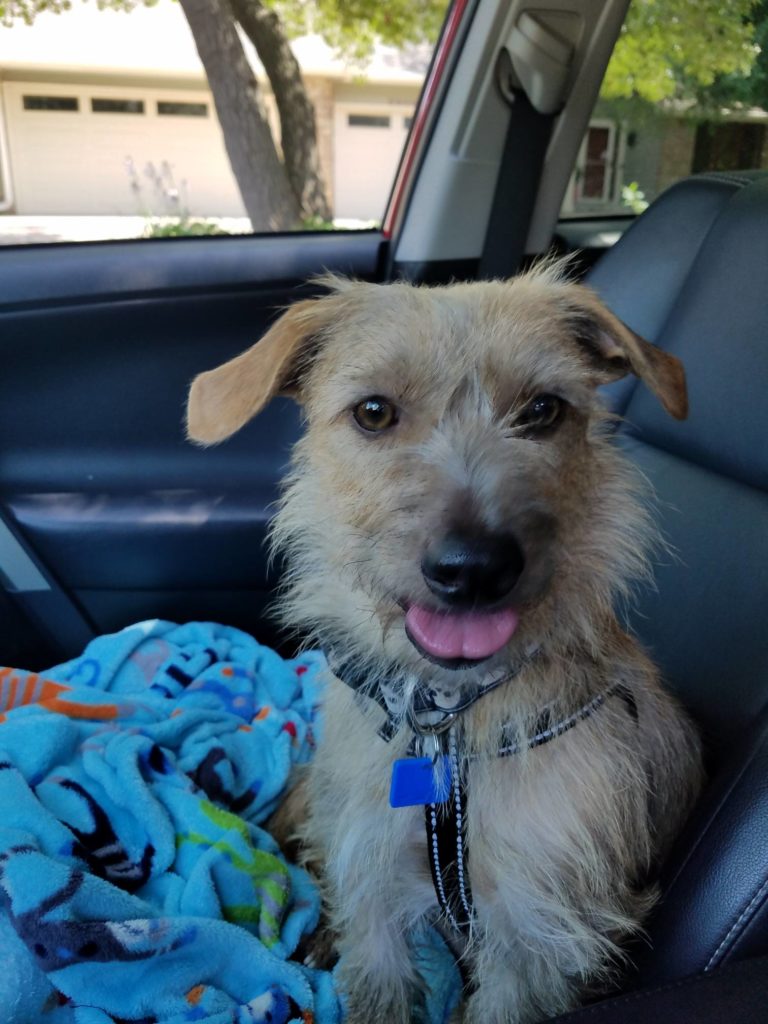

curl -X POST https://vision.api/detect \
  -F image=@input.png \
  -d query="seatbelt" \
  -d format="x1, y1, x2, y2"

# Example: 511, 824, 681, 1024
479, 11, 574, 279
477, 87, 555, 280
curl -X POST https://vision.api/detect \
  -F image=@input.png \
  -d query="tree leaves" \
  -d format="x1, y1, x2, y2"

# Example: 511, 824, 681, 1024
1, 0, 448, 51
3, 0, 762, 114
602, 0, 759, 104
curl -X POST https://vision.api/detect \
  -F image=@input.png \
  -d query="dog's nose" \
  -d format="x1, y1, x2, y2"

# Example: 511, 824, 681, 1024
421, 531, 525, 607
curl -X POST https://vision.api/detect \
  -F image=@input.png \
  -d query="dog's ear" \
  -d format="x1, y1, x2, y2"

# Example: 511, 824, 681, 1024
567, 287, 688, 420
186, 295, 340, 445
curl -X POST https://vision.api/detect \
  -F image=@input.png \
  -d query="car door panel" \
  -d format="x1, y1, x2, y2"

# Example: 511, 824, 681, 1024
0, 232, 384, 665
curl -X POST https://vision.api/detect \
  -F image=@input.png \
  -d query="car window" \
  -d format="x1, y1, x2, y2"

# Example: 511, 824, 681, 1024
0, 0, 449, 244
561, 0, 766, 219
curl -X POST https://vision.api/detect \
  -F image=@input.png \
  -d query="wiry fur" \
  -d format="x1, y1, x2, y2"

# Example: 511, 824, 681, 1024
188, 261, 703, 1023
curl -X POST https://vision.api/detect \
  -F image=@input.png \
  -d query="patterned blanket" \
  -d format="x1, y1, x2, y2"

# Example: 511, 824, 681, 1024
0, 621, 461, 1024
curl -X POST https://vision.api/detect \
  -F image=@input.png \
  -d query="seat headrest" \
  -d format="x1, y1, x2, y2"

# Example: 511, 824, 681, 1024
589, 171, 768, 492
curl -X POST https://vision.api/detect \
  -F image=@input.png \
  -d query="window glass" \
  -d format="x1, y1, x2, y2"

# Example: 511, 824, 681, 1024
0, 0, 448, 244
579, 124, 616, 203
561, 0, 767, 219
91, 98, 145, 114
348, 114, 391, 128
23, 95, 79, 111
157, 101, 208, 118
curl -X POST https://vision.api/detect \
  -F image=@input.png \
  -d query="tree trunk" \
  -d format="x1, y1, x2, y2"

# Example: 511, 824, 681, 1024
230, 0, 332, 221
178, 0, 300, 231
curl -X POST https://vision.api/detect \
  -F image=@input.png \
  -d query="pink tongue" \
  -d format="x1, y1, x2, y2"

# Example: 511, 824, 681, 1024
405, 604, 519, 661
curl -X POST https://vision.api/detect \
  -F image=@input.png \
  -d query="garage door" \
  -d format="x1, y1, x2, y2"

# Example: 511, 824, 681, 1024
3, 81, 245, 217
333, 104, 413, 222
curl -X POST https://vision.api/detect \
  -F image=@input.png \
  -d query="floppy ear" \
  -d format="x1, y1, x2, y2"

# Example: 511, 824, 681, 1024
567, 287, 688, 421
186, 295, 339, 445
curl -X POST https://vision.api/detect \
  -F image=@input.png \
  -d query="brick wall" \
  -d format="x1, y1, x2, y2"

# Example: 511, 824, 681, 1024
656, 119, 696, 194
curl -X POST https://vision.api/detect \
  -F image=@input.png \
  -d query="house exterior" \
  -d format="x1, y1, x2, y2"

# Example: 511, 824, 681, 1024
0, 1, 425, 222
563, 99, 768, 217
2, 3, 766, 229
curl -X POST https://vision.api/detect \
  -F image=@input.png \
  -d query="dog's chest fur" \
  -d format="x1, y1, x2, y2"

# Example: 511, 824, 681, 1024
307, 650, 691, 1006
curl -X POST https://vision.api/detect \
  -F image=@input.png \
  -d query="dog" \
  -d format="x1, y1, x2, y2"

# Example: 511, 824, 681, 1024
186, 262, 703, 1024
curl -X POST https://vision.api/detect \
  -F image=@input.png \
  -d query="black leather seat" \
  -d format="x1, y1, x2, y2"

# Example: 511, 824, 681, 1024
573, 171, 768, 999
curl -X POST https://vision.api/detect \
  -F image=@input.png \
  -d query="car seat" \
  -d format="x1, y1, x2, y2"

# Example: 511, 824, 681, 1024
551, 170, 768, 1017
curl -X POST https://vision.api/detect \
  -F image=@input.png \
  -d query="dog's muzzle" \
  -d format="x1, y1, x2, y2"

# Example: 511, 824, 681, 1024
421, 529, 525, 607
403, 530, 524, 664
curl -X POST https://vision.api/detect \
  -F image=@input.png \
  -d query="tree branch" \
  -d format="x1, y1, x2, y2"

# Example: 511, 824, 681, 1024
231, 0, 332, 220
178, 0, 300, 230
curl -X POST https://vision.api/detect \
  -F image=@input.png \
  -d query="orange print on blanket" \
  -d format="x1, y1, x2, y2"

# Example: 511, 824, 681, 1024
0, 669, 120, 722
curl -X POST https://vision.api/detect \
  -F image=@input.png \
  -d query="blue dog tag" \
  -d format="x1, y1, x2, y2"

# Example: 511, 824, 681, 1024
389, 755, 452, 807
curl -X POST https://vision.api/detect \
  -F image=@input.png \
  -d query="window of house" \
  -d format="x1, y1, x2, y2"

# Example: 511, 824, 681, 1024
157, 101, 208, 117
348, 114, 391, 128
560, 122, 622, 216
580, 124, 617, 201
91, 98, 145, 114
692, 121, 766, 174
23, 95, 79, 111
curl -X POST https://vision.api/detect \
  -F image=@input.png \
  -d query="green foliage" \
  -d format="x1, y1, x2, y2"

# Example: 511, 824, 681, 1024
266, 0, 448, 60
143, 218, 229, 237
0, 0, 447, 53
298, 214, 335, 231
4, 0, 766, 115
0, 0, 152, 25
621, 181, 649, 214
602, 0, 759, 104
701, 0, 768, 110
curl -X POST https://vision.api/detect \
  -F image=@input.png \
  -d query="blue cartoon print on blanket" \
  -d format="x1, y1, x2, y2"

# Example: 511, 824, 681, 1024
0, 621, 461, 1024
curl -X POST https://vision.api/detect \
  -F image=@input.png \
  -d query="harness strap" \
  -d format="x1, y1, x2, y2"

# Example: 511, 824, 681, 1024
328, 647, 638, 936
426, 727, 472, 934
326, 647, 541, 742
426, 682, 637, 935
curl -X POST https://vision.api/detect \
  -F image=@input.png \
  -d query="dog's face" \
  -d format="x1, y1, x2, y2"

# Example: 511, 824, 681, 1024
187, 266, 686, 693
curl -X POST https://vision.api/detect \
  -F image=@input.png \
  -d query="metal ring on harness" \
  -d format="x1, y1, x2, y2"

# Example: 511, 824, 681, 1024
406, 706, 458, 736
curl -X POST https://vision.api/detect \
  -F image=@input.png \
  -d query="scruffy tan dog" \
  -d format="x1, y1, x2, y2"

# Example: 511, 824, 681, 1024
187, 263, 702, 1024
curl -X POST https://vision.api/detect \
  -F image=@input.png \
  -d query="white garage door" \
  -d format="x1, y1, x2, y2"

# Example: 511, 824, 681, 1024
334, 104, 413, 222
3, 81, 245, 217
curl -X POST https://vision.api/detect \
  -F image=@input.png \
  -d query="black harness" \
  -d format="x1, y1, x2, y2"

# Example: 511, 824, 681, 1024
328, 650, 638, 936
423, 680, 637, 934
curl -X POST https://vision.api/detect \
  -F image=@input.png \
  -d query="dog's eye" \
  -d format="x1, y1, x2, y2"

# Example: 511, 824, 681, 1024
515, 394, 565, 432
352, 396, 399, 433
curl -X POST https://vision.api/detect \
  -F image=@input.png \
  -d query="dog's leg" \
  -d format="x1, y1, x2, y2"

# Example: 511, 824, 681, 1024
322, 800, 433, 1023
462, 938, 578, 1024
305, 683, 438, 1021
334, 899, 421, 1024
320, 811, 429, 1022
461, 736, 660, 1024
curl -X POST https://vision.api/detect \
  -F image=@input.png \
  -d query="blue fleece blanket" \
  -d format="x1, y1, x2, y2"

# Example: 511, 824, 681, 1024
0, 621, 461, 1024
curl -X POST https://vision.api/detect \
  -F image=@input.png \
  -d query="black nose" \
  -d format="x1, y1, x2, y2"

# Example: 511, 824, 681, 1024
421, 530, 525, 607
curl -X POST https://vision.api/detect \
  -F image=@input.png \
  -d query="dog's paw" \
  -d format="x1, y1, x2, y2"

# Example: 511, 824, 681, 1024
343, 995, 414, 1024
339, 974, 419, 1024
294, 920, 339, 972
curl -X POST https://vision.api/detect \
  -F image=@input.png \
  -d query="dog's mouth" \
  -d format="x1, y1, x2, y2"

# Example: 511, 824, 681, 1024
403, 602, 519, 666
